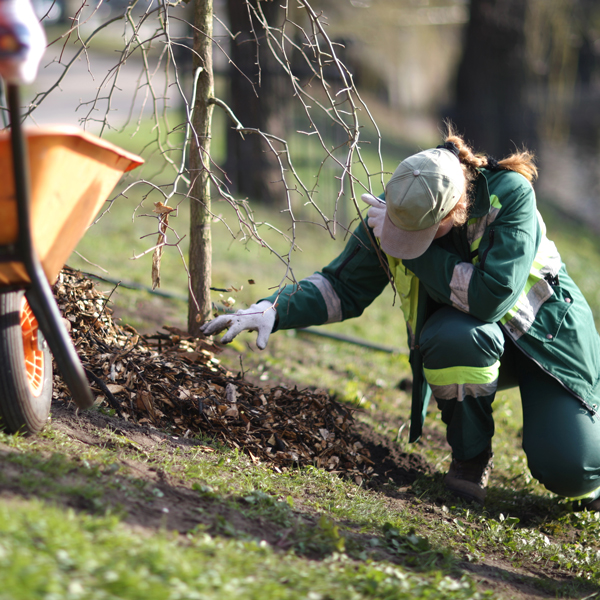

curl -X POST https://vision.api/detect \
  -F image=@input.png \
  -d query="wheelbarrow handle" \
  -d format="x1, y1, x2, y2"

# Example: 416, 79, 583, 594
7, 83, 94, 410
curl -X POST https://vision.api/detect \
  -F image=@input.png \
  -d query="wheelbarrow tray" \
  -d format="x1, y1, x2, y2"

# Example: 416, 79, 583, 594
0, 126, 143, 286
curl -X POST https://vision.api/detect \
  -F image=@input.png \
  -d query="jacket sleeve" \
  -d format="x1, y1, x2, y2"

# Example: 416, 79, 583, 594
402, 173, 539, 323
261, 220, 391, 331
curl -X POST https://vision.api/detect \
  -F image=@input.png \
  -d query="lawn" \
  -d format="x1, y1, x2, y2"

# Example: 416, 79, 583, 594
3, 107, 600, 598
4, 196, 595, 599
5, 7, 598, 598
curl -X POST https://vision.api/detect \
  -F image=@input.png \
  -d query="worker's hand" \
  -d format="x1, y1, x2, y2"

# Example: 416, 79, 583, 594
362, 193, 386, 239
200, 300, 276, 350
0, 0, 46, 85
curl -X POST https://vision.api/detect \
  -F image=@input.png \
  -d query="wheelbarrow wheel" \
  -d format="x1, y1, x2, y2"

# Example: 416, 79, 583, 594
0, 291, 52, 434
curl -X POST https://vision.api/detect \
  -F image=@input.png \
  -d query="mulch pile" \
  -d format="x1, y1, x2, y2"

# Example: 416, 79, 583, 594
52, 267, 377, 484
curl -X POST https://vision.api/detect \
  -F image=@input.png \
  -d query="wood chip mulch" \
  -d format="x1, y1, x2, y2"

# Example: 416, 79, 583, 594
52, 267, 375, 484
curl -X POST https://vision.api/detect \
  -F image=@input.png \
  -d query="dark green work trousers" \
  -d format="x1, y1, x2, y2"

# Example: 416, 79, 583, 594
420, 306, 600, 500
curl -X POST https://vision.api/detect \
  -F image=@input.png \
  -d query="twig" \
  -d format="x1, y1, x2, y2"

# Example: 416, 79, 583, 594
84, 368, 123, 416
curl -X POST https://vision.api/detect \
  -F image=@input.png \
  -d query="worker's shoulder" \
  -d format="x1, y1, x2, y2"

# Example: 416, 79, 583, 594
484, 170, 535, 211
484, 168, 533, 194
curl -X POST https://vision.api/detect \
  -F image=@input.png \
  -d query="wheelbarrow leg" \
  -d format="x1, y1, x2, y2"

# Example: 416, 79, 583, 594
7, 84, 94, 410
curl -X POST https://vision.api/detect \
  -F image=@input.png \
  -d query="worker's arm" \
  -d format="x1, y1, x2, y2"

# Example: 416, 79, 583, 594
262, 219, 391, 331
201, 218, 391, 349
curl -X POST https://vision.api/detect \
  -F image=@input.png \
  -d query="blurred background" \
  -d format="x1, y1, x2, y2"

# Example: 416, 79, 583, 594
27, 0, 600, 224
19, 0, 600, 334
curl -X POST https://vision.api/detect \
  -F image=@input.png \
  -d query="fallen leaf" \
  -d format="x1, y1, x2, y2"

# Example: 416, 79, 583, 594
226, 383, 237, 403
52, 266, 382, 483
106, 384, 125, 394
224, 406, 239, 418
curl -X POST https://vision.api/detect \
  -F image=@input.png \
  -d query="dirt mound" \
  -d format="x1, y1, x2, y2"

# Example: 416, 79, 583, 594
53, 267, 430, 485
352, 422, 432, 487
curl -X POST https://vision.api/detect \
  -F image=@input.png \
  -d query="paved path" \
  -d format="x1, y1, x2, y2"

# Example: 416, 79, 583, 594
22, 42, 173, 134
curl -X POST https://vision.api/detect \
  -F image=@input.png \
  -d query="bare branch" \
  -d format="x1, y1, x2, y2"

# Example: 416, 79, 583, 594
33, 0, 393, 307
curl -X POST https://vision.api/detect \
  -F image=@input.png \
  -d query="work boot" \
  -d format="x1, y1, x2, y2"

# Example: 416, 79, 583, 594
444, 446, 493, 505
586, 498, 600, 511
573, 495, 600, 512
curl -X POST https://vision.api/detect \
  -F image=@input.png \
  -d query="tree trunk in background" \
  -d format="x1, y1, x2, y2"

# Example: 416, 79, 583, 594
61, 0, 80, 22
571, 0, 600, 149
446, 0, 538, 158
225, 0, 286, 205
188, 0, 214, 335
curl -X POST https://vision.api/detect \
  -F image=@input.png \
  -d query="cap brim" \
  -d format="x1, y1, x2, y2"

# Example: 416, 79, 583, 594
379, 212, 438, 259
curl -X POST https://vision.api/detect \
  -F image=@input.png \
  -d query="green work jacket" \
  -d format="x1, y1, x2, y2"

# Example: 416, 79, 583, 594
263, 169, 600, 442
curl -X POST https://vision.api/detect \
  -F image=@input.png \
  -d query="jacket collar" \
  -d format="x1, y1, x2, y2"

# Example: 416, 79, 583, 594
469, 169, 492, 219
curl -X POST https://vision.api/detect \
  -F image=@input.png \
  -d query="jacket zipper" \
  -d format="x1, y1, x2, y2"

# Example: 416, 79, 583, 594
479, 229, 495, 269
334, 245, 360, 278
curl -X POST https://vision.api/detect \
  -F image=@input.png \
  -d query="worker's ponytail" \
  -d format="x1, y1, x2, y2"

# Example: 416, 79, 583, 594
443, 122, 538, 183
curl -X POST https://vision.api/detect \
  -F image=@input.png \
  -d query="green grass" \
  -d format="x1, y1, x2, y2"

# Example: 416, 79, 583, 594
14, 111, 600, 598
2, 407, 600, 598
0, 500, 484, 600
0, 428, 485, 599
24, 11, 600, 597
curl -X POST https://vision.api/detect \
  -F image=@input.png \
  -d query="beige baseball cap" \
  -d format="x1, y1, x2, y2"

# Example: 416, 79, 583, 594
380, 147, 465, 259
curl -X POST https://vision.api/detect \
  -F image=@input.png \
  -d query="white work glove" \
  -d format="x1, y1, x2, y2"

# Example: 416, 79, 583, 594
200, 300, 276, 350
0, 0, 46, 85
361, 193, 386, 239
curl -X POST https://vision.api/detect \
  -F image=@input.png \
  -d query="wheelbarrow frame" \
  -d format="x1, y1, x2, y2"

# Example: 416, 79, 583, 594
0, 84, 141, 418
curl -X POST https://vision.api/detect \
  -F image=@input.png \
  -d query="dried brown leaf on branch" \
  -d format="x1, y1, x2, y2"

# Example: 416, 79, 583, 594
52, 267, 377, 484
151, 202, 177, 290
153, 202, 176, 216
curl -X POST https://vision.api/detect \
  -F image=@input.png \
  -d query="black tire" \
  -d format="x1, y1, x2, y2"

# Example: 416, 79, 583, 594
0, 290, 52, 434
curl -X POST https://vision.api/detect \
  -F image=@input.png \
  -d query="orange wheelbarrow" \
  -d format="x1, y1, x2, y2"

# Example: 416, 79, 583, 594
0, 83, 143, 433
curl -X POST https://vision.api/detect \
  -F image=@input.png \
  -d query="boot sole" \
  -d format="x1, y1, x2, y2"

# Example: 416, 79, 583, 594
444, 477, 486, 505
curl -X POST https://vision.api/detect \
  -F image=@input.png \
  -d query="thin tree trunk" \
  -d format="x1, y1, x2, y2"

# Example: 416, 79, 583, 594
188, 0, 214, 335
